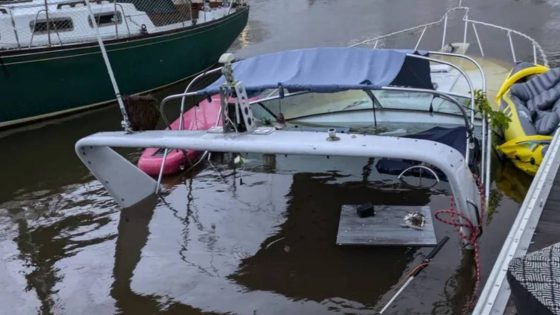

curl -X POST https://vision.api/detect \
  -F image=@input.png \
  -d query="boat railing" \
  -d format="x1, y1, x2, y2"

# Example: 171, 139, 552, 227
28, 8, 63, 47
351, 6, 549, 67
0, 0, 240, 50
26, 1, 131, 46
0, 5, 22, 48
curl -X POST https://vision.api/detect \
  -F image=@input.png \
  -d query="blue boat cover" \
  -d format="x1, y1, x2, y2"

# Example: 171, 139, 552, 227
197, 47, 433, 95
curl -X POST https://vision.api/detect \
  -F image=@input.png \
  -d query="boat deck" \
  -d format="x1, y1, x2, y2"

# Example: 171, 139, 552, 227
475, 130, 560, 314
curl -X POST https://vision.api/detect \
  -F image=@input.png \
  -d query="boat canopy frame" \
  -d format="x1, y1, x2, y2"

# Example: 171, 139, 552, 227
160, 48, 490, 195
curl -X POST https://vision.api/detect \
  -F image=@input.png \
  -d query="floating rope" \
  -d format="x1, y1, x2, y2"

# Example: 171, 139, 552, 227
434, 175, 485, 312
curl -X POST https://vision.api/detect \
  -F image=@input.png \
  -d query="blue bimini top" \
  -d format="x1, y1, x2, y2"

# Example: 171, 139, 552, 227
197, 47, 433, 95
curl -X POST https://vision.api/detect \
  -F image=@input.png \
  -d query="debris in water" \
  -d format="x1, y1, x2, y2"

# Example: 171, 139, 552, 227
356, 203, 375, 218
402, 211, 425, 230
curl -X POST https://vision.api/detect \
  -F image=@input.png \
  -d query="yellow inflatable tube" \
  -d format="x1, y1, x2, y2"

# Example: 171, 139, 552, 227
495, 64, 552, 176
497, 135, 552, 175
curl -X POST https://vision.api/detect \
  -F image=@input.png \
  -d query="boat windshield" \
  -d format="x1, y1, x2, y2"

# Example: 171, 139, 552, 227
252, 89, 470, 122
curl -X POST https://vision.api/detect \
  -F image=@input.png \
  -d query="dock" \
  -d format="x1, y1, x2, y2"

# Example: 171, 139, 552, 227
474, 129, 560, 314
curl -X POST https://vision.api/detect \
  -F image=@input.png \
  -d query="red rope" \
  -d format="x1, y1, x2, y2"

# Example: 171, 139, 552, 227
434, 175, 485, 312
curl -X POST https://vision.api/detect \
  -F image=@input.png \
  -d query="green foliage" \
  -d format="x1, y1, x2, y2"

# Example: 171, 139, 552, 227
474, 89, 511, 130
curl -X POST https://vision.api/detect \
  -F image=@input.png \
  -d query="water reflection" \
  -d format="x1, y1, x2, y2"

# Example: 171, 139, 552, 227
231, 172, 431, 306
0, 181, 119, 314
110, 196, 206, 314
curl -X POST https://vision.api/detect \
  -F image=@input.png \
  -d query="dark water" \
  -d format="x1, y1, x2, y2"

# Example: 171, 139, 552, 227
0, 0, 556, 314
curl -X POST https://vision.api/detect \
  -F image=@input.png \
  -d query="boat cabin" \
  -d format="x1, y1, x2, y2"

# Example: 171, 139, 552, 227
0, 0, 233, 49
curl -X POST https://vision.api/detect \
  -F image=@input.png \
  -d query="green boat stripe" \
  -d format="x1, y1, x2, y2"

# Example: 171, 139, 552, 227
3, 16, 242, 66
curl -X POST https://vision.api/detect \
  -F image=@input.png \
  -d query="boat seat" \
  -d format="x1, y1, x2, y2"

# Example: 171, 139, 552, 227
507, 242, 560, 315
375, 126, 467, 179
510, 68, 560, 102
509, 68, 560, 135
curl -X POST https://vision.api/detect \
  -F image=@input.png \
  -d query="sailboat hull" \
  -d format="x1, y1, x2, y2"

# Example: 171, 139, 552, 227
0, 6, 249, 128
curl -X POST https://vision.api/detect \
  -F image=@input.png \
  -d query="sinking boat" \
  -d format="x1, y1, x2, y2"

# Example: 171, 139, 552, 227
77, 46, 487, 246
74, 5, 550, 314
0, 0, 248, 128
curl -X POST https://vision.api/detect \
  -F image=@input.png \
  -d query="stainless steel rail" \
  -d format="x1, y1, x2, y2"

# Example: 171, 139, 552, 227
351, 6, 548, 67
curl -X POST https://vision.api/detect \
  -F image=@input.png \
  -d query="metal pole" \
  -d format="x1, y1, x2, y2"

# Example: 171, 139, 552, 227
155, 148, 169, 193
44, 0, 51, 46
7, 9, 21, 48
472, 23, 484, 56
485, 121, 492, 202
507, 31, 517, 63
378, 237, 449, 314
463, 13, 468, 44
533, 44, 538, 65
85, 0, 132, 132
414, 26, 427, 51
481, 111, 486, 183
441, 14, 448, 49
113, 0, 119, 39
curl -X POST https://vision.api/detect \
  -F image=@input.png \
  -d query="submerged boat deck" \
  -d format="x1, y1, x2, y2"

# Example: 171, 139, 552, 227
475, 129, 560, 314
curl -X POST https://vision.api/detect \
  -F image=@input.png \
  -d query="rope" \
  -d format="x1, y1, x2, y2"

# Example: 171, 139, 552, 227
434, 175, 485, 312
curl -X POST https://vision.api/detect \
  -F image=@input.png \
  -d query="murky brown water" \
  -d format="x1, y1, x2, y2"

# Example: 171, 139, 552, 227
0, 0, 557, 314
